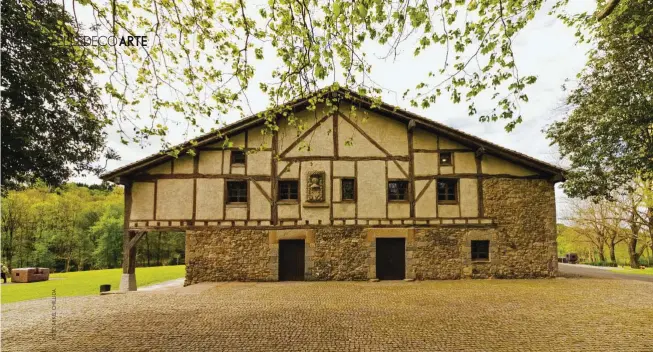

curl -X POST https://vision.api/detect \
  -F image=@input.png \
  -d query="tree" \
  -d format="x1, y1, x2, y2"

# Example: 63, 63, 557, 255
16, 0, 638, 152
564, 189, 652, 267
567, 199, 614, 262
1, 191, 30, 268
91, 203, 124, 269
546, 0, 653, 199
613, 182, 653, 267
1, 0, 114, 189
1, 183, 188, 271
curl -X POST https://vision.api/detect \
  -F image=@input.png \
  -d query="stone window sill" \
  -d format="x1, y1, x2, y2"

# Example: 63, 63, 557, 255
226, 203, 247, 208
278, 200, 299, 205
471, 259, 491, 264
303, 202, 329, 208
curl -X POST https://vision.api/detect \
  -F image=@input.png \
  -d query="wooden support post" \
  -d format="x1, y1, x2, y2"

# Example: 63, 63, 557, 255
475, 147, 485, 218
271, 130, 279, 225
120, 230, 146, 291
119, 181, 146, 292
407, 119, 416, 218
120, 230, 138, 291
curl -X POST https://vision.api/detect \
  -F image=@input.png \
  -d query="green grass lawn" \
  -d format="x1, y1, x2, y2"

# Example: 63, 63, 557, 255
1, 265, 185, 304
610, 267, 653, 276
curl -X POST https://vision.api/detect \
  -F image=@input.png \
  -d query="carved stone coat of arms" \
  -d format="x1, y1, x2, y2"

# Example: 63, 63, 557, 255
306, 171, 325, 202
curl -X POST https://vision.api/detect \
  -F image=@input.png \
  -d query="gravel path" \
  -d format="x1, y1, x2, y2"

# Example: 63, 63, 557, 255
558, 263, 653, 282
2, 279, 652, 351
138, 278, 185, 292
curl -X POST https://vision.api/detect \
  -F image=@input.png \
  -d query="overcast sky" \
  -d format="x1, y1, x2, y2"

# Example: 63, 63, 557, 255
71, 1, 594, 221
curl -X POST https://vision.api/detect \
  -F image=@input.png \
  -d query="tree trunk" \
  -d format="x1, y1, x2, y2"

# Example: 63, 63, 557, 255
628, 237, 640, 268
145, 233, 150, 267
157, 232, 162, 266
5, 230, 14, 269
609, 242, 617, 263
648, 207, 653, 253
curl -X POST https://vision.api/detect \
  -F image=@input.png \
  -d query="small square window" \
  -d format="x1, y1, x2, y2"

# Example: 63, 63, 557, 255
437, 178, 458, 203
440, 152, 452, 166
278, 180, 299, 201
471, 240, 490, 261
227, 181, 247, 203
231, 150, 246, 165
388, 181, 409, 201
341, 178, 356, 201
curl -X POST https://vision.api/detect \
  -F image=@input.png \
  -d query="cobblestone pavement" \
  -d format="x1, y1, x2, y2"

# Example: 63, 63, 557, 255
2, 278, 652, 351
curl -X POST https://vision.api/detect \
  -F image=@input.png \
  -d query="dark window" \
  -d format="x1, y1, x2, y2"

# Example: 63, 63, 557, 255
278, 180, 299, 200
227, 181, 247, 203
437, 179, 458, 202
231, 150, 246, 165
440, 152, 452, 166
388, 181, 409, 201
471, 240, 490, 261
341, 178, 356, 201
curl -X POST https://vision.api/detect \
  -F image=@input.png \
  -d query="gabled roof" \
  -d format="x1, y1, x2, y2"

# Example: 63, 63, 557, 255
101, 87, 565, 182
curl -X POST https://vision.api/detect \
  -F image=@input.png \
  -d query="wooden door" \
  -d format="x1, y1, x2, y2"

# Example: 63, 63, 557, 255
279, 240, 305, 281
376, 238, 405, 280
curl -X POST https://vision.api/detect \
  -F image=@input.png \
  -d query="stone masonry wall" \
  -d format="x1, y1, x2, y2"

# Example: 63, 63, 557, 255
481, 178, 558, 278
311, 227, 369, 280
184, 178, 557, 283
185, 229, 272, 284
413, 228, 466, 280
411, 178, 556, 279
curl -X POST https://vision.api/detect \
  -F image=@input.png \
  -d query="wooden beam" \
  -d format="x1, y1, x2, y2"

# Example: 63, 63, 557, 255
131, 174, 271, 181
414, 178, 434, 204
408, 120, 416, 218
476, 152, 484, 217
333, 110, 339, 158
281, 156, 410, 162
278, 113, 331, 157
252, 179, 272, 203
338, 112, 393, 157
126, 231, 147, 250
271, 131, 279, 225
278, 160, 294, 177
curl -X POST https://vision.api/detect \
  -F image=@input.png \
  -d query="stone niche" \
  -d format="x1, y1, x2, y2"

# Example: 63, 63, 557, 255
305, 171, 326, 203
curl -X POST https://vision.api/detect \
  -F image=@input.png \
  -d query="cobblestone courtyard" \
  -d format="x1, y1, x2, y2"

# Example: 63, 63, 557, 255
2, 278, 652, 351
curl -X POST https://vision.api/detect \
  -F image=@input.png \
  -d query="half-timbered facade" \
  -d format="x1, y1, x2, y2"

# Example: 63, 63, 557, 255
102, 88, 564, 290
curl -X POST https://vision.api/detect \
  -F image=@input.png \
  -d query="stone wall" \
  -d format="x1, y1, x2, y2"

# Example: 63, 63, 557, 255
184, 178, 557, 283
185, 229, 273, 284
481, 178, 558, 278
413, 228, 466, 280
311, 227, 369, 280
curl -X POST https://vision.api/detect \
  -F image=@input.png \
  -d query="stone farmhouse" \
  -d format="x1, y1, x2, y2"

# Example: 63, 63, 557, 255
101, 88, 564, 291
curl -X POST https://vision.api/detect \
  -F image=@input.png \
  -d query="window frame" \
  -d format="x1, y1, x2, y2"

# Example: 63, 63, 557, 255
471, 240, 490, 262
340, 178, 356, 201
387, 180, 410, 202
439, 152, 452, 166
230, 150, 246, 166
436, 178, 458, 204
277, 180, 299, 202
226, 180, 248, 204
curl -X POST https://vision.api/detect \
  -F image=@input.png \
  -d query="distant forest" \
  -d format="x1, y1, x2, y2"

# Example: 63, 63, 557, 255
1, 183, 184, 272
